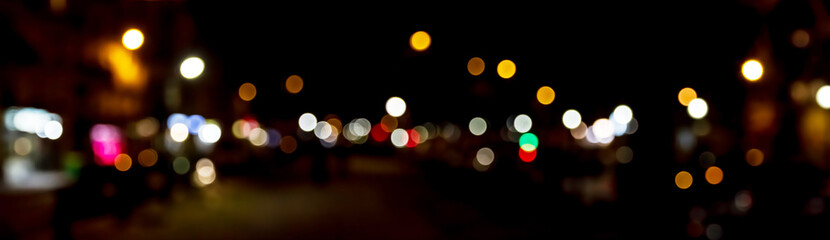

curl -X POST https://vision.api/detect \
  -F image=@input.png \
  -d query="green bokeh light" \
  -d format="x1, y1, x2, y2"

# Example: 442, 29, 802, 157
173, 156, 190, 175
519, 133, 538, 152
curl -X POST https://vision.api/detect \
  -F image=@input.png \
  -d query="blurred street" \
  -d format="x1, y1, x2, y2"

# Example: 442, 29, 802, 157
1, 155, 561, 240
3, 0, 830, 239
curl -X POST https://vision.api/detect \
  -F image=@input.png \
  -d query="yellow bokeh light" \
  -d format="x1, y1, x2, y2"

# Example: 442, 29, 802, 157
114, 153, 132, 172
742, 59, 763, 82
705, 166, 723, 185
536, 86, 555, 105
286, 75, 304, 94
231, 119, 246, 139
138, 149, 158, 167
675, 171, 693, 189
122, 29, 144, 50
467, 57, 485, 76
497, 59, 516, 79
746, 148, 764, 167
50, 0, 66, 14
380, 115, 398, 132
326, 117, 342, 135
678, 87, 697, 106
102, 43, 145, 90
239, 82, 257, 101
410, 31, 431, 52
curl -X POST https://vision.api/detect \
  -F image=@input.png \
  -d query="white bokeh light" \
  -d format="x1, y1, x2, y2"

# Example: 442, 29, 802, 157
350, 118, 371, 137
687, 98, 708, 119
197, 123, 221, 144
742, 60, 763, 82
180, 57, 205, 79
385, 97, 407, 117
513, 114, 532, 133
194, 158, 216, 186
390, 128, 408, 148
122, 29, 144, 50
612, 105, 633, 124
248, 127, 268, 146
476, 147, 495, 166
298, 113, 317, 132
817, 85, 830, 109
170, 123, 189, 142
562, 110, 581, 129
469, 117, 487, 136
313, 121, 333, 140
43, 120, 62, 140
609, 113, 628, 136
735, 190, 753, 212
592, 118, 615, 139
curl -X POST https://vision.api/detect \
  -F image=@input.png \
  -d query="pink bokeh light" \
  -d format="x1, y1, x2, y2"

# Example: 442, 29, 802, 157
90, 124, 123, 166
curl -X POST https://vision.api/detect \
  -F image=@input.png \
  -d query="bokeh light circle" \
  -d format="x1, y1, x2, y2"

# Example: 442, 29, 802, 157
467, 57, 485, 76
742, 59, 763, 82
248, 127, 268, 146
285, 75, 304, 94
678, 87, 697, 106
299, 113, 317, 132
562, 110, 582, 129
592, 118, 614, 139
476, 147, 495, 166
616, 146, 633, 164
816, 85, 830, 109
519, 133, 539, 152
114, 153, 132, 171
197, 122, 221, 144
180, 57, 204, 79
410, 31, 431, 51
238, 83, 257, 101
745, 148, 764, 167
612, 105, 633, 124
44, 120, 63, 140
687, 98, 708, 119
122, 29, 144, 50
497, 59, 516, 79
513, 114, 532, 133
385, 97, 407, 117
469, 117, 487, 136
280, 136, 297, 154
705, 166, 723, 185
138, 149, 158, 167
675, 171, 693, 189
390, 128, 409, 148
172, 157, 189, 175
519, 148, 536, 162
536, 86, 555, 105
170, 123, 189, 142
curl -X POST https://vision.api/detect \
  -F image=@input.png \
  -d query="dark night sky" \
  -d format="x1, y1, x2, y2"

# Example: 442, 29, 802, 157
184, 2, 772, 124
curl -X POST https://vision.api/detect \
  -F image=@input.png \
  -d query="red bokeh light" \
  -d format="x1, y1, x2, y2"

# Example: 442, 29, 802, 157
406, 129, 420, 148
371, 123, 389, 142
519, 148, 536, 162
